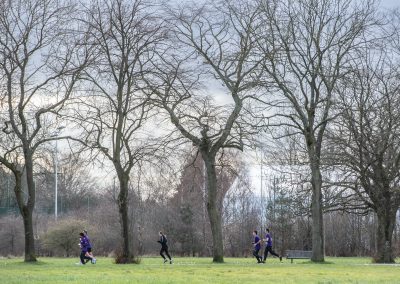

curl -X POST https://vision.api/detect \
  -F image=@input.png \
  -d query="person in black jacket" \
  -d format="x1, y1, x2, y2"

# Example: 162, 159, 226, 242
158, 231, 172, 264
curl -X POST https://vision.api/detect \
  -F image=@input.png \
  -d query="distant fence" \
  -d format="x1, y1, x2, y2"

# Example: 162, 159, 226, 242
0, 207, 19, 215
0, 206, 54, 216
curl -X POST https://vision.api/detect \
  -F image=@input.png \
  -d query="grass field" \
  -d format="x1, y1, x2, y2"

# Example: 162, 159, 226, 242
1, 256, 400, 284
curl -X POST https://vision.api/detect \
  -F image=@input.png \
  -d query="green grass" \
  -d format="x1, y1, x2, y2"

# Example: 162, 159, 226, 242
1, 256, 400, 283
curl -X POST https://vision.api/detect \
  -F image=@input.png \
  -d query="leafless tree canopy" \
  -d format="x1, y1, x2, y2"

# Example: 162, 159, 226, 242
0, 0, 89, 262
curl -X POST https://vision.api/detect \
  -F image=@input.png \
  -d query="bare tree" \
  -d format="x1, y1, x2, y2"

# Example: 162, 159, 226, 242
144, 0, 263, 262
0, 0, 89, 261
256, 0, 378, 261
71, 0, 164, 263
328, 44, 400, 263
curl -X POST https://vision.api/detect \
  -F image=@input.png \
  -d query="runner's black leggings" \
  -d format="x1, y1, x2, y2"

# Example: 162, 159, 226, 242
80, 251, 93, 264
253, 248, 262, 262
160, 246, 171, 260
264, 246, 280, 260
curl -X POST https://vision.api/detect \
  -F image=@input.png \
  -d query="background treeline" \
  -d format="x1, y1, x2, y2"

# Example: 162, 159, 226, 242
1, 152, 398, 258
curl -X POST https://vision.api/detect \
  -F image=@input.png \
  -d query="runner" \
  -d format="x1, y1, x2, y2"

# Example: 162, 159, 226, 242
252, 230, 263, 263
158, 231, 173, 264
76, 232, 94, 265
263, 228, 282, 262
83, 230, 96, 264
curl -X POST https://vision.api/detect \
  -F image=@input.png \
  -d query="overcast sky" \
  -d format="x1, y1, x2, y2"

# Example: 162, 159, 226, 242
380, 0, 400, 9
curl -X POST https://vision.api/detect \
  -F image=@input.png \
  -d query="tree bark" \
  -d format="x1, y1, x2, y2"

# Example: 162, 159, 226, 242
375, 207, 396, 263
14, 169, 36, 262
12, 149, 37, 262
22, 207, 36, 262
117, 173, 133, 262
24, 152, 37, 262
203, 152, 224, 263
307, 140, 325, 262
310, 165, 324, 262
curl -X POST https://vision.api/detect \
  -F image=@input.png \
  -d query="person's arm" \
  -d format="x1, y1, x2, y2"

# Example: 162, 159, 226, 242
80, 238, 85, 248
82, 237, 89, 249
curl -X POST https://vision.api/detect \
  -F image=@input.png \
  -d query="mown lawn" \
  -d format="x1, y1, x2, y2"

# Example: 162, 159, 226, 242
1, 256, 400, 284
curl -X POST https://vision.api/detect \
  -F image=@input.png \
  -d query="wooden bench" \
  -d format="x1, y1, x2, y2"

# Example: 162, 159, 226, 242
286, 250, 312, 263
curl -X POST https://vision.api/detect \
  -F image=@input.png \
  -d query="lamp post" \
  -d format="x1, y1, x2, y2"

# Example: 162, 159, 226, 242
52, 126, 65, 221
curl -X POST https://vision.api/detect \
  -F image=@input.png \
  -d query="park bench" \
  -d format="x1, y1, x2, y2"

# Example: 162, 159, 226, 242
286, 250, 312, 263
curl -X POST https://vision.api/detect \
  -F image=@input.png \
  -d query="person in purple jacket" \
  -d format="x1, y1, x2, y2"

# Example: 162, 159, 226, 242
263, 228, 282, 262
83, 230, 96, 264
252, 230, 263, 263
76, 232, 94, 265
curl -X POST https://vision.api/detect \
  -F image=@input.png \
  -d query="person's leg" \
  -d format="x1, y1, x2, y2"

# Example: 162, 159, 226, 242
80, 251, 86, 264
87, 248, 96, 263
84, 252, 93, 263
269, 247, 280, 258
84, 254, 93, 262
164, 247, 172, 260
263, 246, 268, 261
267, 246, 282, 261
160, 248, 166, 259
253, 249, 261, 263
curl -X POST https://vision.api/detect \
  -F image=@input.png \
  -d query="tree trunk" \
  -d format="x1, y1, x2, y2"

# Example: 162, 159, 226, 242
14, 177, 36, 262
308, 145, 325, 262
117, 173, 134, 263
23, 153, 37, 262
21, 205, 35, 261
13, 153, 37, 262
375, 207, 396, 263
203, 153, 224, 263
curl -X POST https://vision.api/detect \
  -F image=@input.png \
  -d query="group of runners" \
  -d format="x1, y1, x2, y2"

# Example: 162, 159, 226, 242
252, 228, 282, 263
76, 230, 172, 265
76, 230, 96, 265
76, 228, 281, 264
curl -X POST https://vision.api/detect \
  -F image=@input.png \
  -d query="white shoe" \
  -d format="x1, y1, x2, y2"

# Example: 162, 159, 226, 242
163, 259, 168, 264
92, 258, 96, 264
75, 262, 83, 265
170, 259, 173, 264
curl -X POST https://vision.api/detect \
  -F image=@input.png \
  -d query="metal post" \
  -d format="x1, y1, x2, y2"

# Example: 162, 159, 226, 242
7, 174, 10, 210
260, 149, 263, 234
52, 126, 64, 221
202, 160, 207, 255
55, 139, 58, 221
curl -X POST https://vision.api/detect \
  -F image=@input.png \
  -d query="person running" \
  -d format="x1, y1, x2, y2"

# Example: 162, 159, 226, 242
83, 229, 96, 264
263, 228, 282, 262
77, 232, 94, 265
252, 230, 263, 263
158, 231, 172, 264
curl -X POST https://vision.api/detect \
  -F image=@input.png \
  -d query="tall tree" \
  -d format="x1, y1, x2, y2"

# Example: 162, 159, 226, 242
328, 45, 400, 263
0, 0, 88, 261
145, 0, 263, 262
257, 0, 377, 261
73, 0, 164, 263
